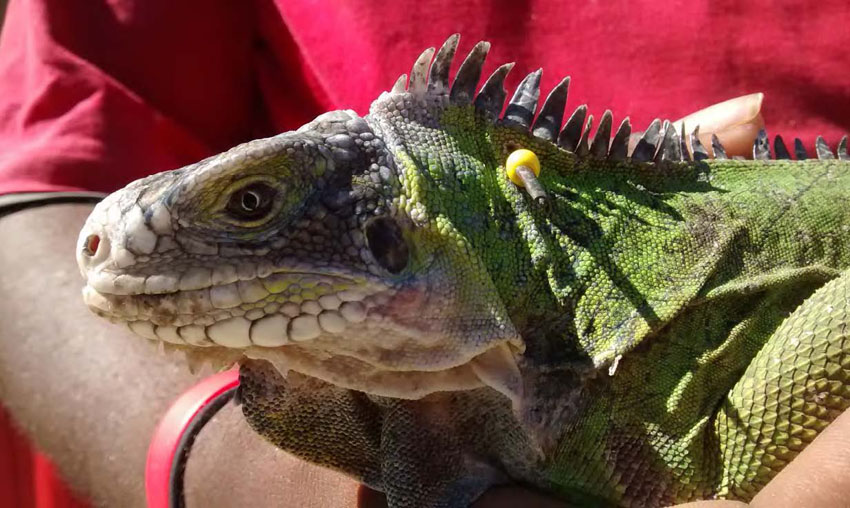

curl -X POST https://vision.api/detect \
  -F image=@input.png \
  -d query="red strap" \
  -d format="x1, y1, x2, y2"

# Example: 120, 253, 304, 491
145, 368, 240, 508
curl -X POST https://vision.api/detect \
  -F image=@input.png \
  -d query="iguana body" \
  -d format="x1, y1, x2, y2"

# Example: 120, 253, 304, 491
76, 36, 850, 507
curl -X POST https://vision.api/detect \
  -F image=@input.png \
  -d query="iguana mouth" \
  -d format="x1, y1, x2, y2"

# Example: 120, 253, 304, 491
82, 268, 384, 343
82, 271, 524, 404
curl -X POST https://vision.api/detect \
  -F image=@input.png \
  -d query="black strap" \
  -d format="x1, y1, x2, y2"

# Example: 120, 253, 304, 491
168, 386, 239, 508
0, 191, 107, 217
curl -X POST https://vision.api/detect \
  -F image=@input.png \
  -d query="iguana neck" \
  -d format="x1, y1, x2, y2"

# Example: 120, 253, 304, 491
384, 111, 577, 348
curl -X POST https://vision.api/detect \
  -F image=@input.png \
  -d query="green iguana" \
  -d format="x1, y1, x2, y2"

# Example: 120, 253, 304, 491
75, 35, 850, 507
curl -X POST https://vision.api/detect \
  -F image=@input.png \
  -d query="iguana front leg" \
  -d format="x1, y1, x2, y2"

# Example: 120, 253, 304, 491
239, 360, 544, 507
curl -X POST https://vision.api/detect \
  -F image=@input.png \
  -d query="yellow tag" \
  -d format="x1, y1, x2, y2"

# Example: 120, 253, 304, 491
506, 149, 541, 187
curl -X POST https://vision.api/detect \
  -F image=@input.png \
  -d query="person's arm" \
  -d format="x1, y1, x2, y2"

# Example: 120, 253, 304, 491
0, 203, 362, 507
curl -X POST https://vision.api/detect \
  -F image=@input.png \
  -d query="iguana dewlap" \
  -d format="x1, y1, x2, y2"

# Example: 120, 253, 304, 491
77, 35, 850, 507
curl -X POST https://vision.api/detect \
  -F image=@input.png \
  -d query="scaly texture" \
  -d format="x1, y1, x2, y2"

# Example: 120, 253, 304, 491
77, 36, 850, 507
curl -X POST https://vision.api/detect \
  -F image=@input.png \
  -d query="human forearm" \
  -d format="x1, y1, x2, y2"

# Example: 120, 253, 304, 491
0, 204, 361, 507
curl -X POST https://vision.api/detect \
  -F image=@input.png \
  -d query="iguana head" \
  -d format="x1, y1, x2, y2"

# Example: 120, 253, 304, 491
77, 36, 529, 403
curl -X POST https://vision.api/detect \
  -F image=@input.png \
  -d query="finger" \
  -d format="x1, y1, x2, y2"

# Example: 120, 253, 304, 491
750, 408, 850, 508
629, 93, 765, 159
358, 485, 570, 508
671, 501, 748, 507
358, 485, 388, 508
673, 93, 764, 159
473, 486, 569, 507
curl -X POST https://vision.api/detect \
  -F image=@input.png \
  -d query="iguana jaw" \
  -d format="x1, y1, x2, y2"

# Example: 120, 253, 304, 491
83, 277, 523, 402
244, 340, 523, 402
79, 211, 524, 403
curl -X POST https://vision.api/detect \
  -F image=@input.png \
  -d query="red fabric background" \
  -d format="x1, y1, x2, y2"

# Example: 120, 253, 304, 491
0, 0, 849, 506
1, 0, 849, 197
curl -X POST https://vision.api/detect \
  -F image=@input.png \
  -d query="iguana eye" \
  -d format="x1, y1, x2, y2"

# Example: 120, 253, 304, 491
225, 182, 278, 221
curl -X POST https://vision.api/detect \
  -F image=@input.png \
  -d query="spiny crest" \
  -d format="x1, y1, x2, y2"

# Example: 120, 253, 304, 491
390, 35, 849, 163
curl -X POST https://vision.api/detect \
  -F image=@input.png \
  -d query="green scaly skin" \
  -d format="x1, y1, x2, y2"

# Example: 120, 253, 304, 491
76, 36, 850, 507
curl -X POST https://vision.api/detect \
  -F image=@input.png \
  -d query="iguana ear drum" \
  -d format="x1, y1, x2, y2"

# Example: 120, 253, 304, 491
364, 216, 409, 274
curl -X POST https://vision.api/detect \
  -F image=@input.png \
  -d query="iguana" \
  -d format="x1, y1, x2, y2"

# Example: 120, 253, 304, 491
75, 35, 850, 507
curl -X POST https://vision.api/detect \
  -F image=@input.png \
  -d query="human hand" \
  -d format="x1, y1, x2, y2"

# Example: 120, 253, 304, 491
355, 408, 849, 507
629, 92, 765, 159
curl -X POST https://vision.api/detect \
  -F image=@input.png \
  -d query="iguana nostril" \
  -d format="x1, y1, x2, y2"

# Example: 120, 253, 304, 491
82, 234, 101, 257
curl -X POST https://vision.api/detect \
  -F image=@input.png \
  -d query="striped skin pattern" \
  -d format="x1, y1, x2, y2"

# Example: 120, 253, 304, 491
77, 35, 850, 507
